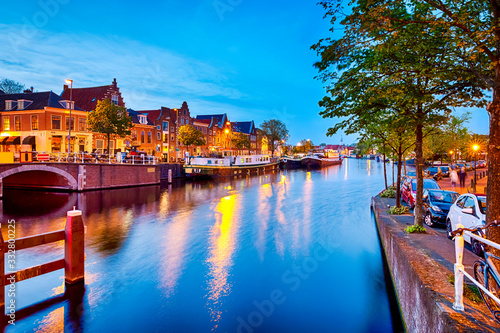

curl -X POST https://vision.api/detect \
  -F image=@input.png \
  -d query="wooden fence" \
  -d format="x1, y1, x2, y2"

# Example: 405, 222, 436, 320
0, 210, 85, 313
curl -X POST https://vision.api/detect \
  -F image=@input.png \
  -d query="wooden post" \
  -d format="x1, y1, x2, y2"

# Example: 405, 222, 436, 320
168, 169, 172, 183
65, 210, 85, 285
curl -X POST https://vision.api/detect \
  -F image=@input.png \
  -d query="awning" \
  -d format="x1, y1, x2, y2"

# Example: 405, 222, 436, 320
0, 137, 8, 145
22, 136, 36, 145
6, 136, 20, 145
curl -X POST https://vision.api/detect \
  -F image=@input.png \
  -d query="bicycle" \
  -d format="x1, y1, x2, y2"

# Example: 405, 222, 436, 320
452, 220, 500, 323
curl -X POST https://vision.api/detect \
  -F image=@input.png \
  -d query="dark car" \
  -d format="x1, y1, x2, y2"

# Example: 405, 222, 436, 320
423, 189, 459, 227
401, 178, 441, 209
426, 167, 443, 181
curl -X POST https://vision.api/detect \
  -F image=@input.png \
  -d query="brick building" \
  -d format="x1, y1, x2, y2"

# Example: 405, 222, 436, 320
0, 90, 91, 154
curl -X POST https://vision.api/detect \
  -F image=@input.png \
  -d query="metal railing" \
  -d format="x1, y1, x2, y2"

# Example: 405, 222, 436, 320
23, 151, 157, 165
453, 223, 500, 311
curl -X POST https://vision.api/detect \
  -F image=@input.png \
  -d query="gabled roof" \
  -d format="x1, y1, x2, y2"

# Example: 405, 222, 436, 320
231, 121, 254, 134
0, 91, 84, 111
61, 79, 123, 111
193, 118, 211, 126
127, 109, 154, 126
324, 144, 343, 150
196, 114, 227, 127
136, 109, 162, 123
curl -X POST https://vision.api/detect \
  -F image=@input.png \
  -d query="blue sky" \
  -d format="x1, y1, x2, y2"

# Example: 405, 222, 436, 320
0, 0, 489, 145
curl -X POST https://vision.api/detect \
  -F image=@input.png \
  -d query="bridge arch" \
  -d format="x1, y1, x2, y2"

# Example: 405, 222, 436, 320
0, 165, 78, 191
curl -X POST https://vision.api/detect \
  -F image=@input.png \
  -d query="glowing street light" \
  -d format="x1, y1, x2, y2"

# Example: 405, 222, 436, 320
449, 150, 454, 165
65, 79, 73, 156
473, 144, 479, 190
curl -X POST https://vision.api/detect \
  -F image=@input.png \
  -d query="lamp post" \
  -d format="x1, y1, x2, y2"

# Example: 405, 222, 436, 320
225, 128, 231, 156
449, 150, 454, 166
473, 144, 479, 191
66, 79, 73, 156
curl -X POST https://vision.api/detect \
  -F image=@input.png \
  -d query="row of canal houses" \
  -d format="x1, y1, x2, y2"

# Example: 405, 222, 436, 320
0, 79, 261, 162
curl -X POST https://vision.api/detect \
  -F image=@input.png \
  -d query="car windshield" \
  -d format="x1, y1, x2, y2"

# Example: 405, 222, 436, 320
412, 179, 440, 191
477, 196, 486, 215
427, 167, 438, 172
429, 191, 458, 203
407, 171, 416, 177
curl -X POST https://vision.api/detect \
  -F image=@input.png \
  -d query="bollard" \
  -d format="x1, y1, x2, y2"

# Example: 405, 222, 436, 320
453, 224, 465, 311
168, 169, 172, 183
65, 209, 85, 285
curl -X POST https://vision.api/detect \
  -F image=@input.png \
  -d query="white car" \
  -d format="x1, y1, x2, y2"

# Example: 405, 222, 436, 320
446, 193, 487, 255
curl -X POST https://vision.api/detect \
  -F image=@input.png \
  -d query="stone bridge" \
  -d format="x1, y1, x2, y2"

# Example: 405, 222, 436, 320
0, 163, 162, 197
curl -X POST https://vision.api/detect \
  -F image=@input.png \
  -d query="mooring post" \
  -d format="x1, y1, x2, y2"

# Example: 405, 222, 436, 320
168, 169, 172, 183
453, 224, 465, 311
0, 178, 3, 199
65, 209, 85, 285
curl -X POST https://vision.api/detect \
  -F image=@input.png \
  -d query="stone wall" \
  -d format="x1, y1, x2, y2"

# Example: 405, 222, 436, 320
81, 164, 160, 190
159, 163, 183, 179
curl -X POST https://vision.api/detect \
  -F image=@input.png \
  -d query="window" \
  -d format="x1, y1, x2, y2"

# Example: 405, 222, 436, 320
157, 125, 161, 130
171, 135, 174, 141
17, 99, 31, 110
163, 121, 169, 131
31, 115, 38, 130
79, 118, 87, 131
209, 130, 212, 135
14, 116, 21, 131
183, 109, 186, 115
132, 131, 137, 140
139, 115, 147, 125
111, 94, 119, 105
52, 115, 62, 130
203, 127, 207, 134
147, 132, 152, 143
186, 119, 189, 125
141, 131, 145, 143
180, 118, 184, 125
464, 197, 475, 209
164, 134, 168, 141
5, 100, 16, 111
157, 132, 161, 140
65, 116, 75, 130
96, 139, 104, 152
3, 117, 10, 131
51, 136, 62, 152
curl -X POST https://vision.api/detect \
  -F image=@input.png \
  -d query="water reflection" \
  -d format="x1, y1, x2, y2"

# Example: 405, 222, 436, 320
206, 194, 240, 329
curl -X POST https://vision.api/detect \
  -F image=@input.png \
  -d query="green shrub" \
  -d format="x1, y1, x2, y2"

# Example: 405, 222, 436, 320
388, 205, 409, 215
405, 225, 426, 233
448, 274, 482, 304
381, 188, 396, 198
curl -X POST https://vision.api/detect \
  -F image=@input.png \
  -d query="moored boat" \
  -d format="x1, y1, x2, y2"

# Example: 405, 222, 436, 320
280, 156, 303, 169
184, 154, 280, 178
301, 152, 342, 169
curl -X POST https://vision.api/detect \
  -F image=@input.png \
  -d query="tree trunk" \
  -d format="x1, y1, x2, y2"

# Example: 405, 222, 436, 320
392, 158, 394, 186
383, 152, 388, 190
396, 149, 403, 207
107, 133, 111, 156
487, 93, 500, 248
414, 114, 424, 227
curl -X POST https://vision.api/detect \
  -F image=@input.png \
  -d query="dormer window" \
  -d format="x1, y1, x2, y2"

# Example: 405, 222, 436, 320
111, 94, 119, 105
139, 115, 147, 125
18, 99, 32, 110
5, 100, 17, 111
59, 100, 74, 110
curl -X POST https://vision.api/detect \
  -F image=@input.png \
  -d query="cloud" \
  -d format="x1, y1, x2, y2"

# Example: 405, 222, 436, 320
0, 24, 245, 109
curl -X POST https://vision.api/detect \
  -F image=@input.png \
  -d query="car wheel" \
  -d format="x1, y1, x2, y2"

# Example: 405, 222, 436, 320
446, 220, 453, 240
471, 237, 484, 257
424, 213, 434, 227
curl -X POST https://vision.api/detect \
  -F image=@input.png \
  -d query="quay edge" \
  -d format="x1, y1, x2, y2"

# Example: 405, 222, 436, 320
371, 194, 500, 332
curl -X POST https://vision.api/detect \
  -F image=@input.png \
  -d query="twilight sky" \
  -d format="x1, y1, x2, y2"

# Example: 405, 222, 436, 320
0, 0, 489, 145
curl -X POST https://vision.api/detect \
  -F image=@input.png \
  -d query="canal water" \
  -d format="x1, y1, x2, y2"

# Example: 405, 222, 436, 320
3, 158, 402, 332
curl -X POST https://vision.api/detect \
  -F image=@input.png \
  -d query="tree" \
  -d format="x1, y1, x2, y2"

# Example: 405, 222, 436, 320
87, 99, 133, 154
0, 79, 25, 94
313, 1, 484, 226
230, 132, 250, 152
259, 119, 289, 156
177, 125, 206, 156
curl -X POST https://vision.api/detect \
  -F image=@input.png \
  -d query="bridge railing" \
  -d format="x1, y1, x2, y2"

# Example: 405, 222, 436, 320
1, 209, 85, 314
25, 151, 157, 165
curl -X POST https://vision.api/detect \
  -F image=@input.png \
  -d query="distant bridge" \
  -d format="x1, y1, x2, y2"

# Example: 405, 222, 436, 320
0, 163, 162, 197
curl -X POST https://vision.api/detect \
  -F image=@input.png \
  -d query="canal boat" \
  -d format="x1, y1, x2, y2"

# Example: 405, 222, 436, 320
184, 154, 280, 178
301, 152, 342, 169
279, 156, 303, 169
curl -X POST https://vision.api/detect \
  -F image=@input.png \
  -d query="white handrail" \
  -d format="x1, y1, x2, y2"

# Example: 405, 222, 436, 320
453, 224, 500, 311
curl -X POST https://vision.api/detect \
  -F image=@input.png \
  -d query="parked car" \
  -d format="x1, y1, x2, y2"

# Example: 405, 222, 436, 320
446, 193, 487, 255
401, 178, 441, 209
465, 162, 473, 171
422, 189, 459, 227
477, 160, 487, 168
426, 167, 443, 181
440, 166, 451, 177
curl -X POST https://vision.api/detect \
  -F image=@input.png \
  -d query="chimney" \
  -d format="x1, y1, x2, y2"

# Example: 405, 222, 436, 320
23, 88, 32, 94
64, 84, 68, 91
112, 78, 117, 88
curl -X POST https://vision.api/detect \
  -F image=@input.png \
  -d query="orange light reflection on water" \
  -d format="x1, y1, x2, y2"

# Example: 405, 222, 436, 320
206, 194, 240, 329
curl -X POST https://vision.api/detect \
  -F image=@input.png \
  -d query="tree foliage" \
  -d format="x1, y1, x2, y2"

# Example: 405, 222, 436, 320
259, 119, 289, 156
313, 0, 486, 226
230, 132, 250, 150
87, 99, 133, 152
0, 79, 25, 94
178, 125, 206, 148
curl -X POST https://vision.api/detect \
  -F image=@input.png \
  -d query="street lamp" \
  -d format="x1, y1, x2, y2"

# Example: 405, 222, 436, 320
449, 150, 454, 166
473, 144, 479, 190
225, 128, 231, 156
65, 79, 73, 156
